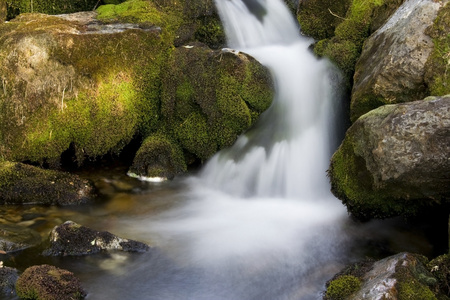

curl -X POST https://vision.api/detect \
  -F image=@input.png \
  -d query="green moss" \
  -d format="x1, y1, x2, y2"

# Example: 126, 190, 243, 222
428, 254, 450, 297
175, 111, 216, 161
425, 2, 450, 96
398, 281, 437, 300
6, 0, 99, 19
129, 132, 187, 179
194, 16, 225, 49
96, 0, 184, 43
326, 275, 361, 300
297, 0, 351, 40
328, 120, 424, 220
0, 14, 166, 165
314, 0, 387, 83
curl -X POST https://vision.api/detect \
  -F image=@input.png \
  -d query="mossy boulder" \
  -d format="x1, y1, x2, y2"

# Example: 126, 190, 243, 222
15, 264, 85, 300
128, 133, 186, 180
43, 220, 150, 256
5, 0, 100, 20
0, 161, 95, 205
160, 45, 273, 162
425, 1, 450, 97
0, 0, 6, 22
297, 0, 351, 41
350, 0, 442, 122
96, 0, 224, 49
328, 96, 450, 220
311, 0, 404, 87
325, 253, 439, 300
0, 12, 165, 166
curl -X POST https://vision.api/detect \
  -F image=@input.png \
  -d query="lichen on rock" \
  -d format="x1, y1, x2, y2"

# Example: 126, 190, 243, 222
15, 264, 86, 300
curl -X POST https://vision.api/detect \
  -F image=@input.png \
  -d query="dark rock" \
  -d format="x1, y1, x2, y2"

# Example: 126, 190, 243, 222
0, 266, 19, 297
0, 161, 96, 205
43, 221, 150, 256
329, 96, 450, 220
0, 224, 42, 253
15, 264, 85, 300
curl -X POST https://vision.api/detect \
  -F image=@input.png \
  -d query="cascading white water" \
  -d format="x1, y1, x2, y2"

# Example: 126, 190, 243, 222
80, 1, 351, 299
201, 0, 343, 199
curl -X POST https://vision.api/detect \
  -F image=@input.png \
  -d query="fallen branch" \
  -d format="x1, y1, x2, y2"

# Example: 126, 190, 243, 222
328, 8, 347, 21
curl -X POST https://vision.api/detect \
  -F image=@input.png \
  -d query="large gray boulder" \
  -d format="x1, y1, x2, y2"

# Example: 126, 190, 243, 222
350, 0, 445, 122
329, 96, 450, 220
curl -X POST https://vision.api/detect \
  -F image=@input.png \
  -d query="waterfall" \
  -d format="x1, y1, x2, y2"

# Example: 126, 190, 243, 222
200, 0, 343, 199
104, 1, 350, 299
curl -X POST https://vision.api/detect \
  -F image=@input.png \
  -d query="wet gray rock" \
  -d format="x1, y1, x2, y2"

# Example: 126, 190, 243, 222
329, 96, 450, 220
346, 253, 437, 299
0, 224, 42, 253
43, 221, 150, 256
0, 266, 19, 297
350, 0, 445, 122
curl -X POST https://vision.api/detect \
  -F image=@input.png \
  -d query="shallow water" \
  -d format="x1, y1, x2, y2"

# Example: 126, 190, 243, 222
0, 165, 438, 300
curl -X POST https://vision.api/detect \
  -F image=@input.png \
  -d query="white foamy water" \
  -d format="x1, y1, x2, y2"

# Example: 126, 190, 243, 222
127, 0, 349, 298
76, 1, 351, 299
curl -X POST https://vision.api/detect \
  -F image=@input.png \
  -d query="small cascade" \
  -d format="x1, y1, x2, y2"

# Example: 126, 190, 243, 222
200, 0, 343, 199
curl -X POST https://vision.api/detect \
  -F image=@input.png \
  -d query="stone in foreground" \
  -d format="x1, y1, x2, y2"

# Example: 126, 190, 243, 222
43, 221, 150, 256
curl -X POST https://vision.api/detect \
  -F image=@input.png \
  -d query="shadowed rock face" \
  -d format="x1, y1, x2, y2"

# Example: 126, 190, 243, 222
241, 0, 267, 21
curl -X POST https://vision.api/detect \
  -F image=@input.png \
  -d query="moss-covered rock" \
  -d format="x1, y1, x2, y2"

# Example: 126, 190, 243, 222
297, 0, 351, 41
128, 133, 186, 180
428, 254, 450, 297
0, 161, 95, 205
96, 0, 224, 49
5, 0, 99, 19
15, 264, 85, 300
350, 0, 441, 122
325, 275, 361, 299
161, 45, 273, 162
0, 12, 165, 165
311, 0, 404, 88
328, 96, 450, 220
325, 253, 440, 300
425, 1, 450, 96
43, 220, 150, 256
0, 0, 6, 22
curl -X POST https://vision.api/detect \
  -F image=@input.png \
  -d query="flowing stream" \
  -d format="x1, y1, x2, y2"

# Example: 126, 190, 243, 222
3, 1, 438, 299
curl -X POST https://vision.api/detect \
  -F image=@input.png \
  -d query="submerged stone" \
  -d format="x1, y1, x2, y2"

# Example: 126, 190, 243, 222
43, 221, 150, 256
0, 223, 42, 253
